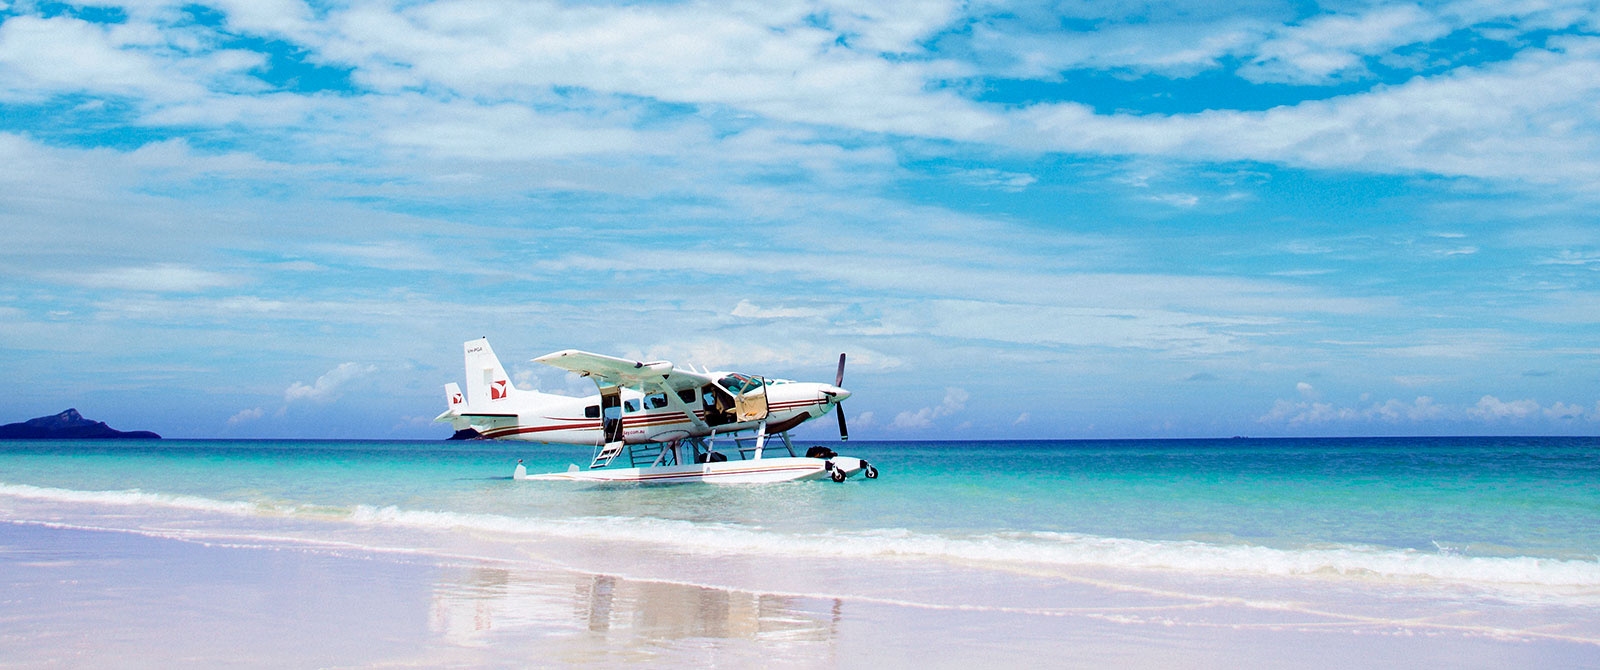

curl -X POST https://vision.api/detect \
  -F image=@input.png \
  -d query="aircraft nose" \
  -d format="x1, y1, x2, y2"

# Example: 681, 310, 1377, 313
821, 385, 851, 402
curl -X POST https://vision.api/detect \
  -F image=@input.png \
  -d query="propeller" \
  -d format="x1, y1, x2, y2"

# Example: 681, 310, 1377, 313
833, 353, 848, 441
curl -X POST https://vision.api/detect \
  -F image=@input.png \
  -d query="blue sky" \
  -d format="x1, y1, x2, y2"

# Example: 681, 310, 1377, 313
2, 0, 1599, 439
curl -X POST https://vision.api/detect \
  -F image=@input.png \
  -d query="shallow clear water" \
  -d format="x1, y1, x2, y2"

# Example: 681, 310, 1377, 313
2, 437, 1599, 590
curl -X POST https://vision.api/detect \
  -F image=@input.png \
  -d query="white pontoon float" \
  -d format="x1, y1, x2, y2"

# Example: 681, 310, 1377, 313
515, 431, 875, 484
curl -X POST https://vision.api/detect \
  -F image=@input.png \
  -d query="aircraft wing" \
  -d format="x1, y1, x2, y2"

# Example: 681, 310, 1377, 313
532, 349, 716, 392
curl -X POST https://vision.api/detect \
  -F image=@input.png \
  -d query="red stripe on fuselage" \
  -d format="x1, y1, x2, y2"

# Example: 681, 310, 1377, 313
479, 399, 828, 439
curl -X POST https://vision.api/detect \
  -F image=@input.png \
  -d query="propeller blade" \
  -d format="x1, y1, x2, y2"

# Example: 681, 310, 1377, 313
834, 353, 846, 388
836, 403, 849, 441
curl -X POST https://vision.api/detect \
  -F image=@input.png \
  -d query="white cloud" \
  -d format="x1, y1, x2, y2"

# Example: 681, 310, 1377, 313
67, 264, 246, 292
893, 386, 968, 428
809, 0, 963, 54
1371, 396, 1446, 422
204, 0, 318, 41
1540, 250, 1600, 265
375, 99, 659, 160
632, 338, 898, 375
1467, 395, 1541, 420
318, 0, 998, 140
1144, 192, 1200, 208
1518, 292, 1600, 324
1392, 375, 1451, 387
0, 15, 182, 101
1260, 395, 1447, 425
1544, 401, 1586, 420
1020, 38, 1600, 186
969, 16, 1268, 79
949, 167, 1037, 192
968, 1, 1596, 88
226, 407, 264, 425
513, 366, 592, 397
851, 410, 874, 429
284, 362, 378, 402
730, 300, 834, 320
1012, 412, 1030, 425
0, 13, 264, 104
1260, 399, 1342, 425
9, 2, 1599, 192
1296, 381, 1317, 398
903, 300, 1279, 355
1240, 5, 1449, 84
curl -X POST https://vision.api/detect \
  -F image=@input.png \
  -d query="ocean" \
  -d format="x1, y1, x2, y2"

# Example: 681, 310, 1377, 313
3, 437, 1598, 667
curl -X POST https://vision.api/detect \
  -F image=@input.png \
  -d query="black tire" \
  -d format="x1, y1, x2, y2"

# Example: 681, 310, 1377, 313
830, 468, 846, 483
863, 465, 878, 479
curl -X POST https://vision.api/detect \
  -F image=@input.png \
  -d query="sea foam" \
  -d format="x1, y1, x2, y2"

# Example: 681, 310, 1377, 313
6, 482, 1598, 590
347, 506, 1600, 588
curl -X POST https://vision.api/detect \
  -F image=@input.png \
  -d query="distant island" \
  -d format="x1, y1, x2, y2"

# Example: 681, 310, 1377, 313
0, 409, 161, 439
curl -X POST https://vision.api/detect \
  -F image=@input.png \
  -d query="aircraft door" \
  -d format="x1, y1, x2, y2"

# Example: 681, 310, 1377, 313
735, 381, 768, 422
599, 386, 623, 443
714, 374, 767, 423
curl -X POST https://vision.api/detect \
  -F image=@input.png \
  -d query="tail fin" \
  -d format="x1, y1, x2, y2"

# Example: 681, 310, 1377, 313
435, 382, 467, 423
463, 338, 515, 405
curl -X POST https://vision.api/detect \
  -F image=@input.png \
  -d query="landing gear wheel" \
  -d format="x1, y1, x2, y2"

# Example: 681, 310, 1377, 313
863, 463, 878, 479
830, 468, 847, 483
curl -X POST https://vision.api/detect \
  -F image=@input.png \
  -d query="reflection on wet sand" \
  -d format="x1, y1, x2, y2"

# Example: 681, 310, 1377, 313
430, 564, 842, 660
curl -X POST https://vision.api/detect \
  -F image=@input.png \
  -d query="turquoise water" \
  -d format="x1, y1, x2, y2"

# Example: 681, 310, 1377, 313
3, 437, 1599, 588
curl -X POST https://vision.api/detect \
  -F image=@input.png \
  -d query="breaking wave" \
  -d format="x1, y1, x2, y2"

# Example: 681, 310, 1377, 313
0, 482, 283, 515
6, 482, 1599, 589
346, 506, 1600, 588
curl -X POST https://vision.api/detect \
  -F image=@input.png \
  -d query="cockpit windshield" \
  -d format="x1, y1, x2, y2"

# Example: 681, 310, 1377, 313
716, 373, 763, 395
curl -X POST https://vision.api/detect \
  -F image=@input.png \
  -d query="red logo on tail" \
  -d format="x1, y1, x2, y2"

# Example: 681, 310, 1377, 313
490, 380, 508, 400
451, 393, 463, 405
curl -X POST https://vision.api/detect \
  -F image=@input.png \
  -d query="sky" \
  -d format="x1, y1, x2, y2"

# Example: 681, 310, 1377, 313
2, 0, 1599, 440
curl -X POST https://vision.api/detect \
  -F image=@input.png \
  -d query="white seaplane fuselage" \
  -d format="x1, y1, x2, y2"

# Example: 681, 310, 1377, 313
437, 340, 872, 484
470, 381, 835, 445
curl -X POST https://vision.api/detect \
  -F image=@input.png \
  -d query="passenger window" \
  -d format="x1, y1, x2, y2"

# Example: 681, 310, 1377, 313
584, 405, 599, 418
678, 389, 696, 404
645, 393, 668, 410
624, 400, 639, 413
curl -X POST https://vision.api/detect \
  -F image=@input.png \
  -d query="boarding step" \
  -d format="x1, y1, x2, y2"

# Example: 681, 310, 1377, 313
591, 440, 626, 469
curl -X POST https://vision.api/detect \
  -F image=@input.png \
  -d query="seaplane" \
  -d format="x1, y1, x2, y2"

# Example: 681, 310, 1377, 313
435, 338, 878, 484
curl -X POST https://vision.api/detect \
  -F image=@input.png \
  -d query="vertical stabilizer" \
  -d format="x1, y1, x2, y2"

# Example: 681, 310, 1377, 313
463, 338, 515, 405
444, 382, 465, 409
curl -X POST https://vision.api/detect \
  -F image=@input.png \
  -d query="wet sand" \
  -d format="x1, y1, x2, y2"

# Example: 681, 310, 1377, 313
4, 521, 1598, 669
